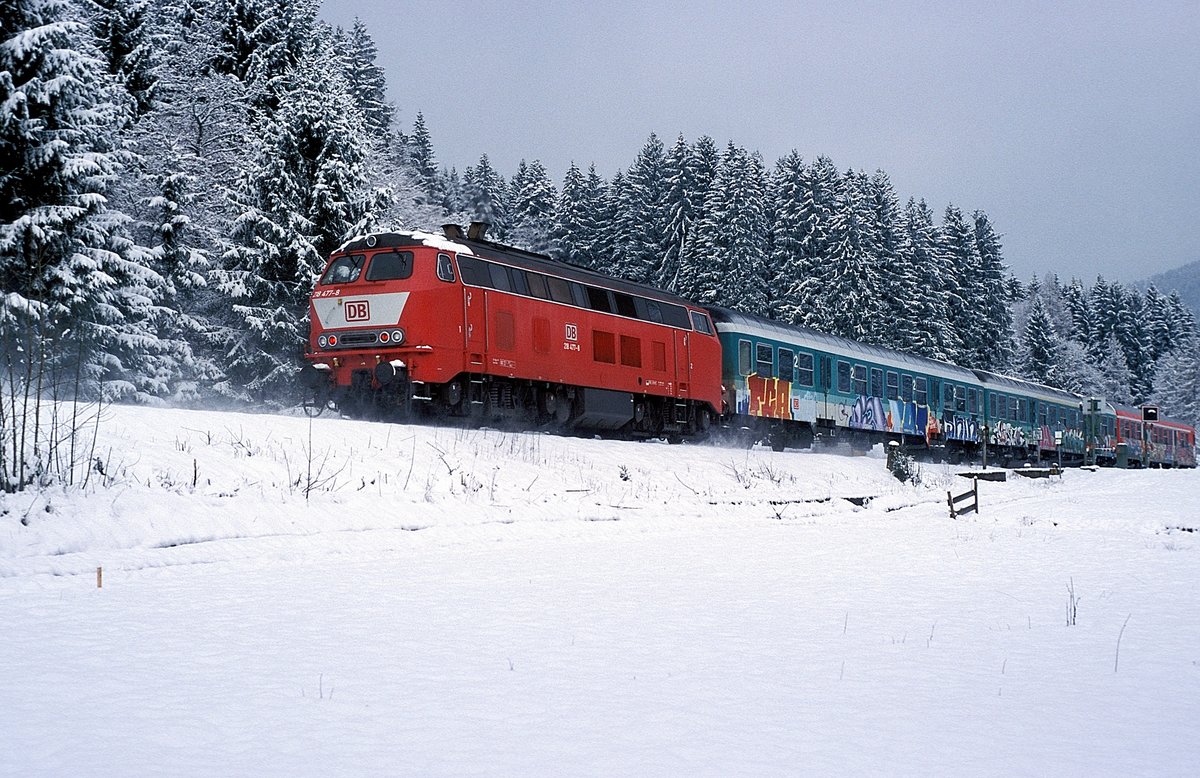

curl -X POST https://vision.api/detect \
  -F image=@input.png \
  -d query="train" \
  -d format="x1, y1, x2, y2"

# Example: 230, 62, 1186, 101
299, 223, 1196, 469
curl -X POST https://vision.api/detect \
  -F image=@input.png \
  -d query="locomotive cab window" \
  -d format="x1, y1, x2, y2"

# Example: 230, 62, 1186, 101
690, 311, 713, 335
756, 343, 774, 378
365, 250, 414, 281
436, 253, 455, 282
321, 254, 365, 285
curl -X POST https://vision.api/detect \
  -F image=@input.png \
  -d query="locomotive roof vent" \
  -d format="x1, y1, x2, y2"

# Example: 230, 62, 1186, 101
468, 221, 490, 240
442, 223, 464, 240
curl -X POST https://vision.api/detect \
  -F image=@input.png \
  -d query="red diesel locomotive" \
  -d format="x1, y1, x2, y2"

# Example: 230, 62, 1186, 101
301, 223, 723, 439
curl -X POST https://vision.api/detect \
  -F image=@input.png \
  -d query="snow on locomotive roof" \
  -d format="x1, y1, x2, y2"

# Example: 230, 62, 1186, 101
708, 307, 978, 385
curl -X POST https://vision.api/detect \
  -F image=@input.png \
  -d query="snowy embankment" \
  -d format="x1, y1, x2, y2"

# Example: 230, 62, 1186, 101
2, 405, 1199, 776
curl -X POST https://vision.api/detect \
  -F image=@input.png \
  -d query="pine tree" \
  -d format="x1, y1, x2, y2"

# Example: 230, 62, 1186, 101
550, 161, 599, 267
337, 18, 391, 138
971, 211, 1014, 370
1, 0, 171, 405
1020, 295, 1058, 385
215, 45, 376, 401
462, 154, 509, 238
407, 112, 440, 204
508, 159, 556, 253
86, 0, 157, 115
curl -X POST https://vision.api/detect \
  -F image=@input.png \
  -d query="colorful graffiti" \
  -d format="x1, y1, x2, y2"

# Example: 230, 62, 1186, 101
847, 396, 932, 437
944, 415, 979, 443
990, 420, 1028, 448
741, 374, 791, 419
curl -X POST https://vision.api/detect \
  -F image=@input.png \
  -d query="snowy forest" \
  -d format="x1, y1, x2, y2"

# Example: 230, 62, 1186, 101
3, 0, 1199, 431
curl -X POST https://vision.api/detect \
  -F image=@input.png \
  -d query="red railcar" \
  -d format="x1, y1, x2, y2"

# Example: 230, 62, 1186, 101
302, 225, 723, 438
1113, 405, 1197, 468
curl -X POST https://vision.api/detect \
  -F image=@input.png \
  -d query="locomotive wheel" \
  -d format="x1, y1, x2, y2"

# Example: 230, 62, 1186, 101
444, 380, 463, 408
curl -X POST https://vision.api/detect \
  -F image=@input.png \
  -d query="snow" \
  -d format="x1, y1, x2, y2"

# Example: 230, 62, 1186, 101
2, 404, 1199, 776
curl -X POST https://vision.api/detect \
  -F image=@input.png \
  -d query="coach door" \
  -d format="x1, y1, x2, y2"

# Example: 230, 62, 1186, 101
464, 286, 486, 367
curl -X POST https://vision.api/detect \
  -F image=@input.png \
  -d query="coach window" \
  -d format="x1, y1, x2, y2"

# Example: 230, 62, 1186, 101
796, 352, 814, 386
851, 364, 867, 396
738, 340, 752, 376
756, 343, 774, 377
989, 394, 998, 419
837, 361, 852, 394
322, 254, 365, 284
915, 377, 928, 406
1018, 398, 1029, 423
869, 368, 883, 398
779, 348, 795, 382
901, 375, 914, 403
887, 371, 900, 400
1008, 397, 1018, 421
955, 385, 967, 412
436, 253, 455, 282
690, 311, 714, 335
942, 381, 954, 408
365, 250, 414, 281
969, 388, 980, 415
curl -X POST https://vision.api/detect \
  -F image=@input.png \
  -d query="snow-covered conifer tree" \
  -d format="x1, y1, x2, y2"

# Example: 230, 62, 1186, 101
462, 154, 508, 238
507, 159, 556, 253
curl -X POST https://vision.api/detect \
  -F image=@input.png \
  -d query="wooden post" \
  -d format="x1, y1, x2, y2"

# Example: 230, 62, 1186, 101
97, 566, 102, 588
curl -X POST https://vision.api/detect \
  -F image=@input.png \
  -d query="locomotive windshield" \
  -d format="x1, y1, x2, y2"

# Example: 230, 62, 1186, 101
320, 254, 365, 285
365, 250, 414, 281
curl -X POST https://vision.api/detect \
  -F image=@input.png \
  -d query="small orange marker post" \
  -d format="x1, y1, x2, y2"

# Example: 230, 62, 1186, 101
97, 567, 102, 589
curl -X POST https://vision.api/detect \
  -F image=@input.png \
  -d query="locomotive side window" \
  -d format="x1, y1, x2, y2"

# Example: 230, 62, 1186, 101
779, 348, 795, 382
645, 300, 664, 323
365, 251, 414, 281
614, 293, 638, 318
901, 374, 914, 403
738, 340, 752, 376
586, 286, 613, 313
837, 361, 852, 394
869, 368, 883, 398
546, 276, 574, 304
527, 272, 550, 299
887, 371, 899, 401
852, 364, 867, 396
659, 303, 692, 329
756, 343, 774, 378
321, 254, 365, 285
796, 352, 814, 387
436, 253, 456, 282
509, 268, 531, 296
488, 263, 512, 292
915, 377, 928, 406
457, 256, 491, 287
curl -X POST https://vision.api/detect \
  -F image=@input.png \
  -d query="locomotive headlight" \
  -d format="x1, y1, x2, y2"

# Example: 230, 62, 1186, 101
392, 329, 404, 344
318, 334, 328, 348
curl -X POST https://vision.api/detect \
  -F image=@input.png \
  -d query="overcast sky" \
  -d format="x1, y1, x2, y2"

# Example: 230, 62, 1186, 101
319, 1, 1199, 283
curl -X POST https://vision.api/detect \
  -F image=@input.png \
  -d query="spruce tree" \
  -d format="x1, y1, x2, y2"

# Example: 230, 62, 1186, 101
1020, 295, 1058, 385
86, 0, 157, 115
508, 159, 556, 253
338, 18, 392, 138
971, 211, 1014, 370
549, 161, 599, 267
462, 154, 508, 238
407, 112, 440, 204
215, 45, 376, 401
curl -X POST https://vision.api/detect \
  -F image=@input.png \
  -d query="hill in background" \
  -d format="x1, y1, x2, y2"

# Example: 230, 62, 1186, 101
1144, 259, 1200, 314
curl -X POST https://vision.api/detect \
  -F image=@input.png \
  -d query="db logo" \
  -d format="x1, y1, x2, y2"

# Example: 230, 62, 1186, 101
344, 300, 370, 322
564, 323, 578, 342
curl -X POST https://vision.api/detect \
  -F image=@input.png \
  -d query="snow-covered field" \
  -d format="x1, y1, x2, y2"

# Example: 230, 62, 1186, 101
2, 404, 1199, 776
